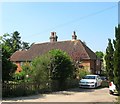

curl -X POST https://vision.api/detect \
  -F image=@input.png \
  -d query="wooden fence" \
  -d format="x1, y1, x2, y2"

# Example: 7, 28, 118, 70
2, 79, 79, 97
2, 82, 50, 97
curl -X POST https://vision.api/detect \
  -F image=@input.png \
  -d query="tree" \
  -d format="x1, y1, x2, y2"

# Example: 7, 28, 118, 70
1, 31, 30, 82
49, 49, 74, 80
95, 51, 104, 59
1, 34, 17, 82
31, 49, 74, 90
105, 39, 114, 81
21, 42, 30, 50
49, 49, 74, 90
11, 31, 22, 52
113, 24, 120, 95
31, 53, 50, 83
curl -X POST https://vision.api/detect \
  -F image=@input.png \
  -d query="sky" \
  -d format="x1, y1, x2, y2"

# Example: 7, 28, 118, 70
1, 2, 118, 52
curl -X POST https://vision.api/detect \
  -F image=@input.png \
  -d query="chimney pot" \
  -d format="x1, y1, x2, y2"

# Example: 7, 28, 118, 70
50, 32, 58, 42
72, 31, 77, 40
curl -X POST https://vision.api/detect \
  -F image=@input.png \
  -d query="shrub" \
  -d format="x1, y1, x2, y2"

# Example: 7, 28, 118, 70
78, 68, 91, 79
31, 53, 50, 83
12, 62, 32, 82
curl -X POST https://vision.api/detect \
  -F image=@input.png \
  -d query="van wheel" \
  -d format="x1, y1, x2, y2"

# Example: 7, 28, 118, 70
109, 90, 114, 95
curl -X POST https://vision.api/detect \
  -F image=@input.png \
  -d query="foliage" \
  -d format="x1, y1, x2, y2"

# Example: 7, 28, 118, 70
95, 51, 104, 59
95, 51, 106, 75
101, 80, 109, 88
105, 39, 114, 81
21, 42, 30, 50
100, 69, 107, 76
30, 49, 75, 90
2, 57, 17, 81
1, 31, 31, 82
11, 31, 22, 53
78, 68, 91, 79
13, 62, 32, 82
31, 53, 50, 83
105, 25, 120, 95
49, 49, 75, 90
1, 34, 17, 81
49, 49, 74, 80
113, 24, 120, 95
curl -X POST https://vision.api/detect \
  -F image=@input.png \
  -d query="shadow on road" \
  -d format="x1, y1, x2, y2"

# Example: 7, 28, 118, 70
66, 87, 97, 93
3, 94, 46, 101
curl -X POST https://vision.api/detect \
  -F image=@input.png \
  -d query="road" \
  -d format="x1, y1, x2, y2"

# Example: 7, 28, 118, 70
3, 87, 118, 102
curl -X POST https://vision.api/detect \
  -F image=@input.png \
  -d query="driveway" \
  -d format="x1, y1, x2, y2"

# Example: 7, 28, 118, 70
2, 87, 118, 102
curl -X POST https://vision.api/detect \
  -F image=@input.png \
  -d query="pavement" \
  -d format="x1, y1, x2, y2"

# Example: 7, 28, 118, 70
2, 87, 118, 103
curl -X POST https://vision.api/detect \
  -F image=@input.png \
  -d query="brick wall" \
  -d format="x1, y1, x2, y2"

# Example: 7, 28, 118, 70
15, 62, 22, 73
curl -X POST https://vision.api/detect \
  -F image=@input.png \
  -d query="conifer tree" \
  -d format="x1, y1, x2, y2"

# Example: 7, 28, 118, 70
113, 24, 120, 95
105, 39, 114, 81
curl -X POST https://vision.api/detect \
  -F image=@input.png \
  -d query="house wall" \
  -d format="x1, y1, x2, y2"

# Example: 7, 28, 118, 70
96, 59, 102, 74
81, 60, 90, 72
81, 60, 99, 74
90, 60, 96, 74
15, 62, 22, 73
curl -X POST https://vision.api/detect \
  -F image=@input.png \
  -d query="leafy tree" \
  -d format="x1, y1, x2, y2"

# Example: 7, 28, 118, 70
49, 49, 74, 90
95, 51, 106, 75
95, 51, 104, 59
21, 42, 30, 50
113, 24, 120, 95
49, 49, 74, 80
1, 34, 17, 82
31, 49, 74, 90
11, 31, 22, 52
31, 53, 50, 83
1, 31, 30, 82
105, 39, 114, 81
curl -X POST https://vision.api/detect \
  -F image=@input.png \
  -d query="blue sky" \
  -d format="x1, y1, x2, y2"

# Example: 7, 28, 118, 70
1, 2, 118, 52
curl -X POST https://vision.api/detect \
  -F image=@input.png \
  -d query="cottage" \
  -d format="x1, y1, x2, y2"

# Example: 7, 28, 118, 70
10, 31, 101, 74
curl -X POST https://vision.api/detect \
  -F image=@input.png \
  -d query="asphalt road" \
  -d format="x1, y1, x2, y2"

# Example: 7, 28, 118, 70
2, 87, 118, 103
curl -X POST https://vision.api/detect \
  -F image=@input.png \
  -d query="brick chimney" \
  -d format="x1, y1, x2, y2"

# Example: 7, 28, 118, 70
72, 31, 77, 40
50, 32, 58, 42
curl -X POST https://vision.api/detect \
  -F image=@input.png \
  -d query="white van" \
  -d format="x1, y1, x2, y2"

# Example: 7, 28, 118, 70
109, 82, 117, 94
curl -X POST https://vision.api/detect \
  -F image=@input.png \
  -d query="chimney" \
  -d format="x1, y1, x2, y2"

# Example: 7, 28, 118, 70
50, 32, 58, 42
72, 31, 77, 40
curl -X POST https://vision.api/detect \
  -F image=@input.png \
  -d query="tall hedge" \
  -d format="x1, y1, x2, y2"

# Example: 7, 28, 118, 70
105, 39, 114, 81
113, 25, 120, 95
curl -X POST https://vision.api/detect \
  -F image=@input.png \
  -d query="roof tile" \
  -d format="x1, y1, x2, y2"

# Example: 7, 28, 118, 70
10, 40, 97, 62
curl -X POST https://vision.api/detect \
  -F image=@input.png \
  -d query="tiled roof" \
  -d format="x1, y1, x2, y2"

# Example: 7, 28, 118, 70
10, 40, 97, 62
10, 50, 28, 62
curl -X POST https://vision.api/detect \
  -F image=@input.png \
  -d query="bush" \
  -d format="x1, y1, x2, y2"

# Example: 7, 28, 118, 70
31, 53, 50, 83
49, 49, 74, 90
12, 62, 32, 82
78, 68, 91, 79
101, 80, 109, 88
